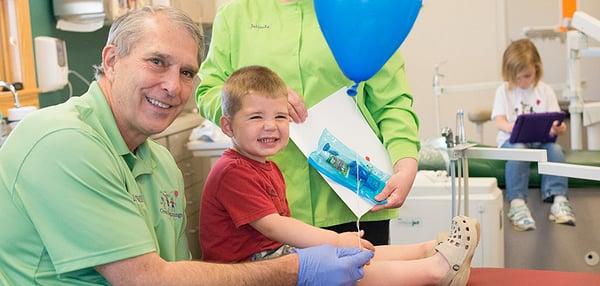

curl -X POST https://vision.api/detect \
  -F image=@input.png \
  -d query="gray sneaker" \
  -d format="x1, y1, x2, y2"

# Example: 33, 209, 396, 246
549, 200, 576, 226
508, 204, 536, 231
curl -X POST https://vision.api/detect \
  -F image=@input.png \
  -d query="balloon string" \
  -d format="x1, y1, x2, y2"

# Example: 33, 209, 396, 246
353, 91, 362, 250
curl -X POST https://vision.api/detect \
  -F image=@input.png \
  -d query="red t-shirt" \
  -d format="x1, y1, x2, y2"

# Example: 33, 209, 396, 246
199, 149, 290, 262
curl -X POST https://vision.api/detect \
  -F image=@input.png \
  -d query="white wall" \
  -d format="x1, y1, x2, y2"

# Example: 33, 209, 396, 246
506, 0, 600, 103
401, 0, 600, 146
401, 0, 506, 146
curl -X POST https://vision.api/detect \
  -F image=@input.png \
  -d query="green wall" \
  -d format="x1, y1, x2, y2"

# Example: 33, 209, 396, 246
29, 1, 109, 107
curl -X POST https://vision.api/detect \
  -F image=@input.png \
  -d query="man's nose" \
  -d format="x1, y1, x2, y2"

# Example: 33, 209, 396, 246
162, 68, 181, 96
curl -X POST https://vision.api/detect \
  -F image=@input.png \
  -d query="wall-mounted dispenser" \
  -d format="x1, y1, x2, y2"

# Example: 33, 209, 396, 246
53, 0, 105, 32
34, 37, 69, 93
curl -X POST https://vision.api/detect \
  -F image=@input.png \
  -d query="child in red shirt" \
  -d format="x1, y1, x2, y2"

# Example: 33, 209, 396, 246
200, 65, 480, 285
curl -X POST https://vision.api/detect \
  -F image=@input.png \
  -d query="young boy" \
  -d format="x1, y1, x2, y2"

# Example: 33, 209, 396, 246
200, 65, 480, 285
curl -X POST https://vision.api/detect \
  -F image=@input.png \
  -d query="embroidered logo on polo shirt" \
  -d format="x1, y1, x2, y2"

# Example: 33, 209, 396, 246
132, 194, 144, 203
159, 190, 183, 219
251, 24, 270, 29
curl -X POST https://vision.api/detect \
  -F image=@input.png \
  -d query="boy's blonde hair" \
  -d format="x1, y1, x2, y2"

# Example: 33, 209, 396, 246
502, 38, 543, 89
222, 65, 288, 118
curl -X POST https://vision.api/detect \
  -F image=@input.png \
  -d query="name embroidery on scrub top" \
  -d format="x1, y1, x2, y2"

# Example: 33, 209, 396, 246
250, 23, 270, 30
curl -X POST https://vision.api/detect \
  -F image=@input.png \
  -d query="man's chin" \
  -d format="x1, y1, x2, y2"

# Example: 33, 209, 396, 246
146, 122, 172, 136
149, 113, 178, 132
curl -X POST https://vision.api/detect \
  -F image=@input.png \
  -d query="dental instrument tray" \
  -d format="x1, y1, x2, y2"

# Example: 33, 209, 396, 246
509, 112, 566, 144
308, 129, 389, 205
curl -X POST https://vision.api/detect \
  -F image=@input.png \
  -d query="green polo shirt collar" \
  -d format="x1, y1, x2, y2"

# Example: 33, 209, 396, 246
86, 82, 155, 176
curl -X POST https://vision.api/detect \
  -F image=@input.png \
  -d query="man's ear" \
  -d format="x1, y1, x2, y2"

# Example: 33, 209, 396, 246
220, 116, 234, 138
101, 45, 118, 81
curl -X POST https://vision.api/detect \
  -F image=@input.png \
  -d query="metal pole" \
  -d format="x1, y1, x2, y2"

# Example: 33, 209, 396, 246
463, 156, 470, 216
457, 157, 462, 215
450, 159, 456, 217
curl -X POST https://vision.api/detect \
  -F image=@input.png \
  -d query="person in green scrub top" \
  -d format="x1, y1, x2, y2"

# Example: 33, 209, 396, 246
197, 0, 420, 245
0, 6, 372, 286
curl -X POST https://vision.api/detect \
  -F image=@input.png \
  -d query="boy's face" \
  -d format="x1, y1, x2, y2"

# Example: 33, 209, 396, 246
221, 93, 290, 162
515, 65, 536, 89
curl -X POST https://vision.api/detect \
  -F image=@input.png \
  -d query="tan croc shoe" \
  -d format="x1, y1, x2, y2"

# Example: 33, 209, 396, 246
427, 231, 449, 257
428, 217, 482, 257
436, 216, 480, 286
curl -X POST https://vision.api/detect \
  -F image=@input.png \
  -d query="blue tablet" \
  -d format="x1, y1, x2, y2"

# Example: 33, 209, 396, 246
509, 112, 566, 144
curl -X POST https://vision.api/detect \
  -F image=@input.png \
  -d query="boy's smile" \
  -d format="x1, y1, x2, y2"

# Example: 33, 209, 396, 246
222, 93, 290, 162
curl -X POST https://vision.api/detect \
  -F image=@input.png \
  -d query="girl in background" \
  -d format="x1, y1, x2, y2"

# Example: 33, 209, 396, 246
491, 39, 575, 231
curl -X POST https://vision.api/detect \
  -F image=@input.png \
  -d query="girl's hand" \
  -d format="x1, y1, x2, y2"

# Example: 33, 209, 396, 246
336, 231, 375, 251
494, 115, 514, 133
550, 120, 567, 136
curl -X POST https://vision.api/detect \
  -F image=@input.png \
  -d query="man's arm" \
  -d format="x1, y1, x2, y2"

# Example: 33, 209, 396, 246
96, 252, 297, 286
97, 246, 374, 286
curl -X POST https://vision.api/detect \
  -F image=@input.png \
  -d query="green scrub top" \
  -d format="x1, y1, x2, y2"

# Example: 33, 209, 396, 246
0, 82, 190, 285
197, 0, 420, 227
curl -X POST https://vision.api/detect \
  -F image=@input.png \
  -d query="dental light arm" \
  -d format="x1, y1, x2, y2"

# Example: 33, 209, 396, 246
566, 11, 600, 150
572, 11, 600, 42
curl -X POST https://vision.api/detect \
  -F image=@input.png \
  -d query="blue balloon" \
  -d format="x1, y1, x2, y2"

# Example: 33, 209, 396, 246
315, 0, 422, 95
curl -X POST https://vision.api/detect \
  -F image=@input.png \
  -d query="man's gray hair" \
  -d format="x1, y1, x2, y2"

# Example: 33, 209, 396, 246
94, 6, 203, 80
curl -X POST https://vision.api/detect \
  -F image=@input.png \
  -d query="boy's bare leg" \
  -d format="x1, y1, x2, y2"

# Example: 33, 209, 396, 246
358, 253, 449, 286
371, 240, 436, 261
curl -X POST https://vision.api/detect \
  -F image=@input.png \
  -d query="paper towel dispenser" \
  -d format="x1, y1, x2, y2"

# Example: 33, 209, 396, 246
53, 0, 105, 32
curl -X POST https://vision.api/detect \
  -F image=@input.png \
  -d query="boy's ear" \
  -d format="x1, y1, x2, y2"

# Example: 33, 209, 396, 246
220, 116, 234, 138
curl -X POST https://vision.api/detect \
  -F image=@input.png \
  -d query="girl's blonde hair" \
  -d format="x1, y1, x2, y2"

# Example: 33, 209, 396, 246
502, 38, 543, 89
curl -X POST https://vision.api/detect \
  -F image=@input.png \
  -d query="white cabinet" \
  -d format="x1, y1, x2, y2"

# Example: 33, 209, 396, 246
390, 171, 505, 267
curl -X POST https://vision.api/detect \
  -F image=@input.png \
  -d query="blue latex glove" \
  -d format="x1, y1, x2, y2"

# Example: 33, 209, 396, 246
295, 245, 374, 286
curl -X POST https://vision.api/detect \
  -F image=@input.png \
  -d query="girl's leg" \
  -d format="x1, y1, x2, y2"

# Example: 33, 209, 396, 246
540, 143, 575, 225
371, 240, 436, 261
503, 142, 536, 230
540, 143, 568, 201
501, 142, 531, 202
358, 253, 448, 286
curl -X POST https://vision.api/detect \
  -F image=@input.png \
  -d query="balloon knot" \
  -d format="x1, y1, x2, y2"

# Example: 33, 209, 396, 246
346, 82, 359, 96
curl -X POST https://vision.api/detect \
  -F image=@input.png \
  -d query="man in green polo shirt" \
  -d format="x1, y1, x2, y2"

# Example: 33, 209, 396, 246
0, 6, 372, 285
